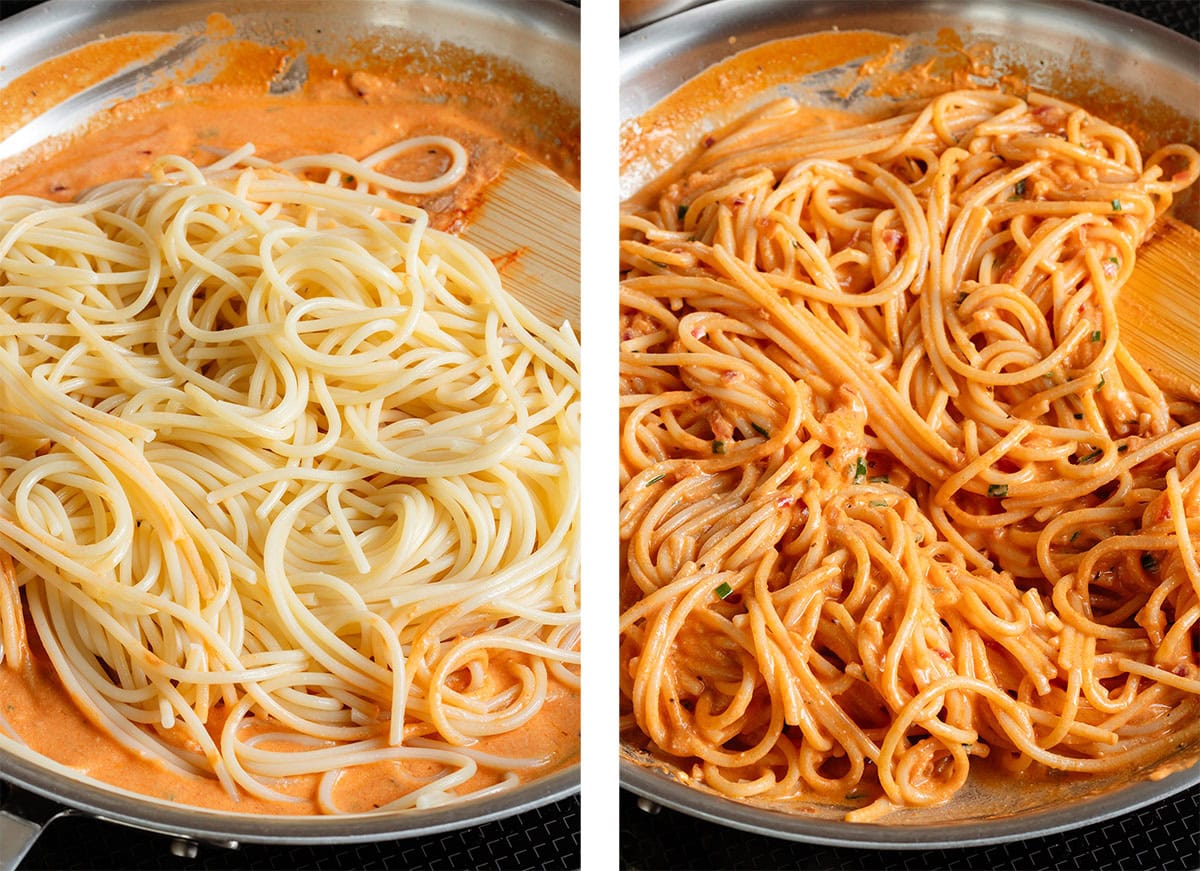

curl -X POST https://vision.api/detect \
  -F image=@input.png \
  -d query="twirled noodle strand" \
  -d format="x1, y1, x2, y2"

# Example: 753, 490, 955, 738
0, 140, 579, 812
619, 89, 1200, 821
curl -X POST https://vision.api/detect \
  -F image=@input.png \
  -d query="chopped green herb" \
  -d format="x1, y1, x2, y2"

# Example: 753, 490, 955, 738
1111, 199, 1122, 211
1069, 530, 1081, 542
646, 474, 665, 486
751, 422, 771, 438
853, 456, 868, 484
845, 792, 866, 801
1107, 256, 1120, 265
677, 204, 689, 221
1141, 553, 1160, 573
1078, 448, 1103, 464
711, 440, 726, 455
869, 499, 889, 509
869, 475, 890, 484
715, 581, 734, 599
1013, 178, 1026, 197
987, 483, 1008, 498
1096, 375, 1106, 392
1091, 330, 1102, 342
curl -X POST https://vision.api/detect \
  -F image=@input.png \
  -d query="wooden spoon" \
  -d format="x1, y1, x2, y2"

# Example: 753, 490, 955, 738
1117, 215, 1200, 400
460, 153, 580, 333
461, 155, 1196, 402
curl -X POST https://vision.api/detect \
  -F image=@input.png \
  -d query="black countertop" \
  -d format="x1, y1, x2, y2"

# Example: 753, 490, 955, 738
1, 783, 580, 871
620, 788, 1199, 871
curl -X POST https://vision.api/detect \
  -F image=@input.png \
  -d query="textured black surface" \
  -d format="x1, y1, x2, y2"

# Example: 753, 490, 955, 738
5, 785, 581, 871
1094, 0, 1199, 40
620, 787, 1200, 871
618, 1, 1200, 869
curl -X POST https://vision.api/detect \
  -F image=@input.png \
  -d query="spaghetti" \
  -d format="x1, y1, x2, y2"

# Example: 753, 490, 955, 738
619, 88, 1200, 820
0, 139, 580, 813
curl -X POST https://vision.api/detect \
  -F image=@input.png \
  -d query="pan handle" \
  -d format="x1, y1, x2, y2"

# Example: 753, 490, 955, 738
0, 786, 72, 871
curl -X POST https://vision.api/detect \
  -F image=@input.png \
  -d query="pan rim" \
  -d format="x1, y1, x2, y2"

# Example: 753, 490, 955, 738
617, 0, 1200, 847
0, 0, 581, 846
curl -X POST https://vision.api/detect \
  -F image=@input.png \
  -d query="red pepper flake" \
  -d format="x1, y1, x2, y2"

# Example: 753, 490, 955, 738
882, 229, 904, 251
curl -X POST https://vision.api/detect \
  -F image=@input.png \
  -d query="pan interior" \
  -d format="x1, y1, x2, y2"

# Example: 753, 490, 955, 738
618, 0, 1200, 845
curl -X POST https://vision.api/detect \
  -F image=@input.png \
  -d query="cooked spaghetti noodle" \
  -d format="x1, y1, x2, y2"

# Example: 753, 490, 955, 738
619, 88, 1200, 820
0, 139, 580, 812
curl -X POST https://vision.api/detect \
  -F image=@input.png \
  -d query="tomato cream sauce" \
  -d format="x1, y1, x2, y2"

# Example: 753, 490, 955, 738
0, 642, 579, 815
619, 31, 903, 191
0, 21, 579, 815
0, 21, 581, 217
619, 28, 1197, 218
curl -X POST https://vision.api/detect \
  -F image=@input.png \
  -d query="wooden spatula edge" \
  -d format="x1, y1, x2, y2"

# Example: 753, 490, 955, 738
1116, 215, 1200, 400
460, 153, 580, 334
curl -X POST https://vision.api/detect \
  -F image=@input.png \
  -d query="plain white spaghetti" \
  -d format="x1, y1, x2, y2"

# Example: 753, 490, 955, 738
0, 138, 580, 812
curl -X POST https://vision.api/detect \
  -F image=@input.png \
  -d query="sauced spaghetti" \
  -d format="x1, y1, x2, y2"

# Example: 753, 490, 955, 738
619, 88, 1200, 820
0, 139, 580, 813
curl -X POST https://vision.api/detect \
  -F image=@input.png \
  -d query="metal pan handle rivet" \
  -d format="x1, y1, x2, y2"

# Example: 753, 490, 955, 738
636, 797, 662, 815
169, 838, 199, 859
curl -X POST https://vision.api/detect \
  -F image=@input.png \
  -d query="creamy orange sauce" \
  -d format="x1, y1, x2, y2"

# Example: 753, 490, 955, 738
0, 643, 578, 814
620, 28, 1198, 218
0, 33, 180, 142
0, 22, 579, 815
1, 37, 579, 228
618, 25, 1200, 822
619, 32, 904, 193
0, 17, 580, 195
622, 103, 868, 213
2, 92, 510, 229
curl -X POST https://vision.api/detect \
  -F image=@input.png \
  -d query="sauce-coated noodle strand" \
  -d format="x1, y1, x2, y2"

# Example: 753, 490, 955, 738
0, 140, 579, 812
619, 89, 1200, 819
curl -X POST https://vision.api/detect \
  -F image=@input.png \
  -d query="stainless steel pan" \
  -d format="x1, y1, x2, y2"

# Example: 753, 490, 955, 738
619, 0, 1200, 848
0, 2, 579, 865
